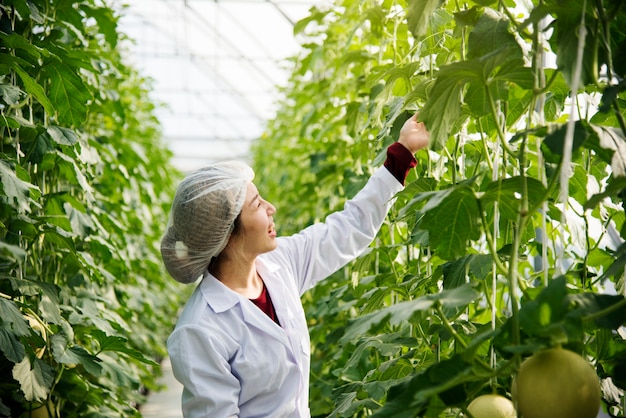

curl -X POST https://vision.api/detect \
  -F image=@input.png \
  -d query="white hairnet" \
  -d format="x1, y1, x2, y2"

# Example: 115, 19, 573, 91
161, 161, 255, 284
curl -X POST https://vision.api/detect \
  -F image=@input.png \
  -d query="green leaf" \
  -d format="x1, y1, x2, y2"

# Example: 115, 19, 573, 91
441, 255, 471, 289
406, 0, 444, 38
46, 125, 79, 146
0, 83, 24, 105
454, 7, 482, 28
375, 354, 475, 415
420, 60, 483, 150
340, 285, 479, 344
569, 293, 626, 329
91, 329, 158, 365
0, 240, 27, 263
440, 254, 494, 289
12, 355, 54, 402
584, 176, 626, 211
0, 298, 30, 336
480, 176, 548, 223
0, 32, 49, 60
50, 334, 102, 376
467, 8, 521, 62
420, 185, 481, 260
518, 276, 592, 345
541, 120, 590, 163
551, 1, 599, 88
42, 61, 93, 127
0, 160, 38, 213
0, 326, 26, 363
5, 61, 55, 116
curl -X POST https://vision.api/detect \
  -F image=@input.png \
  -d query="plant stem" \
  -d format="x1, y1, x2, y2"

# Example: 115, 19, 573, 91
558, 0, 588, 275
507, 137, 530, 348
583, 297, 626, 323
485, 86, 517, 159
434, 303, 494, 373
477, 199, 509, 276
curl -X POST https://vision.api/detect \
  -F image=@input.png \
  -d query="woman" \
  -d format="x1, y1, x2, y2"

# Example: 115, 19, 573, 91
161, 113, 430, 417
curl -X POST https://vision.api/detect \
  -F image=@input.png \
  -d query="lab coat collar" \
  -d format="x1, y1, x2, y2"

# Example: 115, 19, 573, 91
198, 257, 282, 313
199, 272, 240, 313
198, 263, 294, 353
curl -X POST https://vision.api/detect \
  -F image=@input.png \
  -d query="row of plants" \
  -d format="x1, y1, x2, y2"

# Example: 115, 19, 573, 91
252, 0, 626, 416
0, 1, 185, 416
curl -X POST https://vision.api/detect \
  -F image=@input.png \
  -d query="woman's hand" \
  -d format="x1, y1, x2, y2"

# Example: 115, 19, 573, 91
398, 112, 430, 154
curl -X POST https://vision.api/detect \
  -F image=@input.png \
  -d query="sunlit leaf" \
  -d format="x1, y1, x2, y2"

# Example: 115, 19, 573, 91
47, 125, 79, 146
42, 61, 93, 127
0, 83, 24, 105
420, 60, 485, 149
12, 355, 54, 402
467, 8, 521, 62
406, 0, 444, 38
420, 185, 481, 260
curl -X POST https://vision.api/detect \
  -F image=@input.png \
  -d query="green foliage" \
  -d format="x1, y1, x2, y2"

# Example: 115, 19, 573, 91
0, 1, 184, 416
252, 0, 626, 416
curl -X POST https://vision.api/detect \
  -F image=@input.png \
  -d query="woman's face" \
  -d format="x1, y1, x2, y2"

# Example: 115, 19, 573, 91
234, 182, 277, 257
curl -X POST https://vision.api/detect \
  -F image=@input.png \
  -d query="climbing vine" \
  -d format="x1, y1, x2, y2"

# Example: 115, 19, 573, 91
0, 1, 184, 416
253, 0, 626, 416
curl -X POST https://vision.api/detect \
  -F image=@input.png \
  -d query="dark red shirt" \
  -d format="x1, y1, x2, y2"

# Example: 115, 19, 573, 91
250, 281, 280, 325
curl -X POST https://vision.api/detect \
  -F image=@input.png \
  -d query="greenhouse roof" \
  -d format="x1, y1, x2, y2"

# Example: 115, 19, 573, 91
115, 0, 327, 172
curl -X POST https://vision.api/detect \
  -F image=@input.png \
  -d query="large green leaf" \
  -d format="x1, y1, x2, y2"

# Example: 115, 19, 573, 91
467, 7, 521, 62
1, 60, 55, 116
550, 0, 600, 88
420, 185, 481, 260
12, 355, 54, 402
42, 61, 93, 127
480, 176, 548, 223
420, 61, 479, 150
406, 0, 444, 38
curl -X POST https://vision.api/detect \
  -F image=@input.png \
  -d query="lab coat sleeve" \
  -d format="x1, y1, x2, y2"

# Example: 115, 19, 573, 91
275, 166, 403, 295
168, 324, 240, 418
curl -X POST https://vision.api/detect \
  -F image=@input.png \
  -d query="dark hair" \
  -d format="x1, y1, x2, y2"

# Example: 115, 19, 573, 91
231, 213, 242, 235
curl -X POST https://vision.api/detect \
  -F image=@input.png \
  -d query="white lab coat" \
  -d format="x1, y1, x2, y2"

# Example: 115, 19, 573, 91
167, 166, 403, 418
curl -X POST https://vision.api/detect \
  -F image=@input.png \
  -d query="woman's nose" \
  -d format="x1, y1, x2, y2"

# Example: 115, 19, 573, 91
266, 201, 276, 215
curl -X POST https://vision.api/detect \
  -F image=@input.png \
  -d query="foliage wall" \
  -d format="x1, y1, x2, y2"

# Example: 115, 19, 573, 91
252, 0, 626, 416
0, 1, 184, 416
